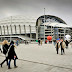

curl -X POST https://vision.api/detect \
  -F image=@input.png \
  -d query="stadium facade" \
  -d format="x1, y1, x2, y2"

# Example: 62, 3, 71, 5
0, 15, 72, 41
0, 16, 37, 41
36, 15, 72, 41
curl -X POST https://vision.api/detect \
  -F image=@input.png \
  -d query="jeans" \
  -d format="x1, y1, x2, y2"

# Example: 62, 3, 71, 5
61, 48, 64, 55
8, 59, 16, 68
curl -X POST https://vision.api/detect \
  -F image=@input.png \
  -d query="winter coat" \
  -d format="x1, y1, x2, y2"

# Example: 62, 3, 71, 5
3, 44, 9, 55
65, 40, 69, 46
56, 42, 60, 49
60, 41, 66, 49
7, 44, 18, 60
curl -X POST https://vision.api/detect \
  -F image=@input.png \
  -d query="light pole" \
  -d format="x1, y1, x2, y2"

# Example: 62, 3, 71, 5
10, 16, 12, 42
44, 8, 45, 43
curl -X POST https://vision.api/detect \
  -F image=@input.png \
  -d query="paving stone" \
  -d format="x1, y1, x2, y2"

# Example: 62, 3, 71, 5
0, 43, 72, 72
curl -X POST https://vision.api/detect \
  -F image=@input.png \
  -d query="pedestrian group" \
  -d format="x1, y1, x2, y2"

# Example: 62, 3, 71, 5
0, 40, 18, 69
55, 39, 69, 55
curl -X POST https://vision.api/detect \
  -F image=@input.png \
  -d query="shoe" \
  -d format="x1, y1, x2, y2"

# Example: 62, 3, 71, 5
0, 64, 2, 67
8, 67, 12, 69
14, 66, 18, 68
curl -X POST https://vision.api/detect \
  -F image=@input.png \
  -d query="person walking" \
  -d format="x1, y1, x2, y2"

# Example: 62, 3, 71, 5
7, 41, 18, 69
40, 40, 42, 45
53, 39, 56, 46
45, 40, 47, 44
16, 39, 19, 46
0, 40, 9, 67
60, 39, 66, 55
38, 39, 40, 45
55, 41, 60, 54
65, 40, 69, 49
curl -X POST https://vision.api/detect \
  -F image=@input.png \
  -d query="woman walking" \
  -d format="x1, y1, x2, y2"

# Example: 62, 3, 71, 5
0, 40, 9, 67
7, 41, 18, 69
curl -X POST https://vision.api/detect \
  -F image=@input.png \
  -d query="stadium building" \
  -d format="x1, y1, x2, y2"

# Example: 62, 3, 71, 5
0, 15, 72, 41
36, 15, 72, 41
0, 16, 37, 41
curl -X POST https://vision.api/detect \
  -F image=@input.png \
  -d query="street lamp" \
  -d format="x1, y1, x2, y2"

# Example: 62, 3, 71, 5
10, 16, 12, 42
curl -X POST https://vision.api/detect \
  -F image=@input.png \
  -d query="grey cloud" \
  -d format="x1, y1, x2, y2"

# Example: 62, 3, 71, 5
0, 0, 72, 26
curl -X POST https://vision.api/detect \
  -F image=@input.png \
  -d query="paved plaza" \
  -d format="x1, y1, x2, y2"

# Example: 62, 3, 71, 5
0, 42, 72, 72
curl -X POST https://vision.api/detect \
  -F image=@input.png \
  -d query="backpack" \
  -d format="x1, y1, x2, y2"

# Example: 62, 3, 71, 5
2, 44, 9, 55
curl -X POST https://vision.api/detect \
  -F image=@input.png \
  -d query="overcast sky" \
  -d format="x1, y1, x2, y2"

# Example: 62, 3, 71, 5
0, 0, 72, 26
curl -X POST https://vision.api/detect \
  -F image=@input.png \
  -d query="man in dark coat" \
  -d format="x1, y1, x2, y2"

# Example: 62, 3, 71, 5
38, 39, 40, 45
65, 40, 69, 49
56, 41, 60, 54
60, 39, 65, 55
7, 41, 18, 69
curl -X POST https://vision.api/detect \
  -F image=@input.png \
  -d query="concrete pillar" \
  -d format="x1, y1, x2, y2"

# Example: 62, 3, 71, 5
64, 27, 65, 40
3, 26, 5, 35
0, 26, 2, 35
24, 25, 26, 36
36, 26, 38, 40
14, 25, 17, 34
0, 26, 2, 41
68, 28, 70, 35
10, 25, 12, 34
29, 25, 32, 38
51, 26, 52, 36
19, 25, 21, 34
57, 27, 59, 38
7, 25, 9, 35
60, 29, 61, 39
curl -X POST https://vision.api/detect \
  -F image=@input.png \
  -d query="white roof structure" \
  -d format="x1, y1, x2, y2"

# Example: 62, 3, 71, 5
0, 15, 37, 35
42, 22, 71, 28
0, 15, 38, 26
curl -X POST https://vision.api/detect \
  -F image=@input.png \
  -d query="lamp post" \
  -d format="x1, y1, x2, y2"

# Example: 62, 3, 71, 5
10, 16, 12, 42
44, 8, 45, 43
